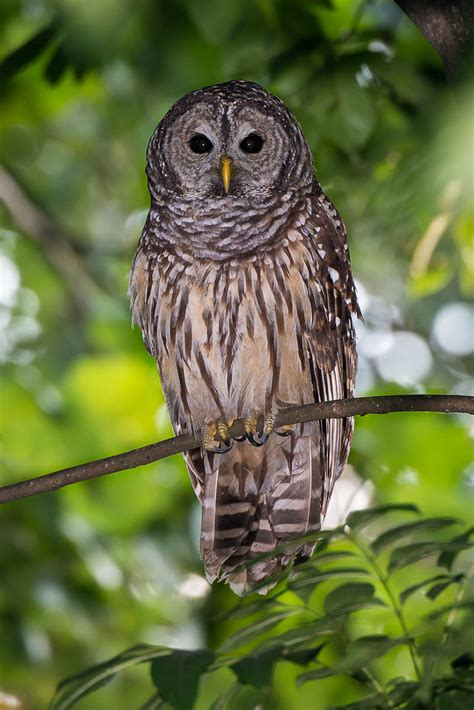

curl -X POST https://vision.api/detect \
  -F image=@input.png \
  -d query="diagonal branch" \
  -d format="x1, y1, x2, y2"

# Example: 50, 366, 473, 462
0, 164, 110, 315
1, 394, 472, 505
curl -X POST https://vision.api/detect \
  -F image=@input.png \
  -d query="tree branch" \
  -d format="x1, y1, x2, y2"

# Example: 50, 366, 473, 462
1, 394, 472, 505
394, 0, 474, 81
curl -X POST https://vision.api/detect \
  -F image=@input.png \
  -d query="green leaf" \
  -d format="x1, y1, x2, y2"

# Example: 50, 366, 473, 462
140, 694, 164, 710
427, 575, 465, 600
389, 535, 474, 573
0, 24, 57, 83
223, 598, 282, 621
231, 646, 283, 688
219, 609, 304, 651
400, 574, 463, 605
371, 517, 459, 554
211, 683, 268, 710
313, 551, 357, 562
328, 692, 389, 710
425, 600, 474, 622
297, 666, 335, 684
51, 645, 171, 710
290, 566, 370, 593
324, 583, 385, 615
289, 527, 345, 562
259, 617, 339, 651
435, 689, 474, 710
386, 680, 419, 706
335, 635, 411, 673
346, 504, 419, 531
298, 635, 411, 686
282, 644, 326, 667
451, 652, 474, 671
438, 528, 474, 570
419, 627, 474, 669
150, 649, 214, 710
44, 43, 69, 84
388, 542, 444, 573
209, 684, 240, 710
288, 567, 370, 604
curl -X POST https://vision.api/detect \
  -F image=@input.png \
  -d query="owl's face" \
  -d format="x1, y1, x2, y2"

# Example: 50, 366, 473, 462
147, 81, 313, 202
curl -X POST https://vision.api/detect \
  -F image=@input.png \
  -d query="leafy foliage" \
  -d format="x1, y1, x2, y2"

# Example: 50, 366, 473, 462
52, 645, 172, 710
149, 650, 214, 709
50, 507, 474, 709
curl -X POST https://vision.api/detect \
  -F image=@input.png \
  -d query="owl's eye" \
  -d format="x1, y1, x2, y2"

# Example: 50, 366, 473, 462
189, 133, 213, 154
239, 133, 264, 154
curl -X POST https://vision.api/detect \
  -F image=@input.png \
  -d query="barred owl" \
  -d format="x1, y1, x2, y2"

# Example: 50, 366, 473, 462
130, 81, 361, 595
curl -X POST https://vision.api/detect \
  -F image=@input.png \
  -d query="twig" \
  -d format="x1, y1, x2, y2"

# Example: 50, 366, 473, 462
0, 394, 472, 504
0, 164, 109, 314
347, 530, 422, 681
410, 180, 462, 279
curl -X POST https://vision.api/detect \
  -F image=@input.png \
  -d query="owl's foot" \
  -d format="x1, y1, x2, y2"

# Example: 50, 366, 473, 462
201, 417, 232, 454
201, 413, 293, 452
243, 412, 275, 447
274, 423, 294, 437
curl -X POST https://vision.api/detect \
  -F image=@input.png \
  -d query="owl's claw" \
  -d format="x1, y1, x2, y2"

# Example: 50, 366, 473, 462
202, 413, 289, 452
274, 423, 294, 437
243, 412, 274, 447
246, 432, 264, 447
201, 417, 233, 454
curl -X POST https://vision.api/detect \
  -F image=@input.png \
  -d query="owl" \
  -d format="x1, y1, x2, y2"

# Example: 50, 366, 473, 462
130, 81, 361, 595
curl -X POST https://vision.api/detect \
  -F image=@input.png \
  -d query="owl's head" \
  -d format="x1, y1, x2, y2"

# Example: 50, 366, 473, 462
146, 81, 313, 202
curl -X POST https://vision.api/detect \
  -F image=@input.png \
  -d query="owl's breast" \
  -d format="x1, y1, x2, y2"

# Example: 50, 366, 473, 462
130, 238, 324, 433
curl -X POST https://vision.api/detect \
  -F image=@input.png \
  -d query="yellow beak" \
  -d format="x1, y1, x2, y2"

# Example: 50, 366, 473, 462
221, 156, 232, 194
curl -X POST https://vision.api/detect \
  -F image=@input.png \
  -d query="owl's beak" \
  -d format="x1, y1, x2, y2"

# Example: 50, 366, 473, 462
220, 156, 232, 194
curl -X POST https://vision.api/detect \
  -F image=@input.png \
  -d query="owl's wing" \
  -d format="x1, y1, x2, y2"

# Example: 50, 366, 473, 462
302, 191, 360, 514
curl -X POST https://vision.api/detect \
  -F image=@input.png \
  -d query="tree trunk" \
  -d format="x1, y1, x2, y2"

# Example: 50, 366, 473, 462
395, 0, 474, 81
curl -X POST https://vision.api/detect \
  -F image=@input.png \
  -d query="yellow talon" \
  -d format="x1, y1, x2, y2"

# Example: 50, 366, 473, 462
275, 423, 294, 437
216, 417, 230, 444
201, 421, 218, 452
244, 412, 258, 435
263, 412, 275, 436
201, 417, 232, 454
241, 410, 293, 445
243, 411, 272, 447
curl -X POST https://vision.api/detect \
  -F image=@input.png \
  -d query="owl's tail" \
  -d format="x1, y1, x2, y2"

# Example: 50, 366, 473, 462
200, 432, 323, 595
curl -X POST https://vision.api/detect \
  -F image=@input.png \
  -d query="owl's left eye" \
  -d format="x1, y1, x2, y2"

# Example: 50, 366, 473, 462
239, 133, 264, 154
189, 133, 213, 154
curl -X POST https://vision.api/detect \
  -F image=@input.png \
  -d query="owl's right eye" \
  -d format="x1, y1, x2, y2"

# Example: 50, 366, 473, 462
189, 134, 213, 154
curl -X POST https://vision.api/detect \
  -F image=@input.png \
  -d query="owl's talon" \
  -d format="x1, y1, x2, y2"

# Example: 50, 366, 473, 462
244, 413, 259, 447
263, 412, 275, 436
201, 418, 233, 453
213, 441, 233, 454
216, 417, 231, 447
275, 423, 294, 438
246, 432, 265, 447
243, 411, 274, 447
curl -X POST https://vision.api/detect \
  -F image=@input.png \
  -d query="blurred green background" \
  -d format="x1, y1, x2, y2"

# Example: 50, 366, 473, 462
0, 1, 472, 708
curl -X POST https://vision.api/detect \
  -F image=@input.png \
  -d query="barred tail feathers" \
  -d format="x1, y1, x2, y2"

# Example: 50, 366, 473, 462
199, 432, 323, 595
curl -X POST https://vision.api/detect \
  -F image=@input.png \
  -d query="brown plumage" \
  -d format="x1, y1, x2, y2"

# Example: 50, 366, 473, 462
130, 81, 361, 595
